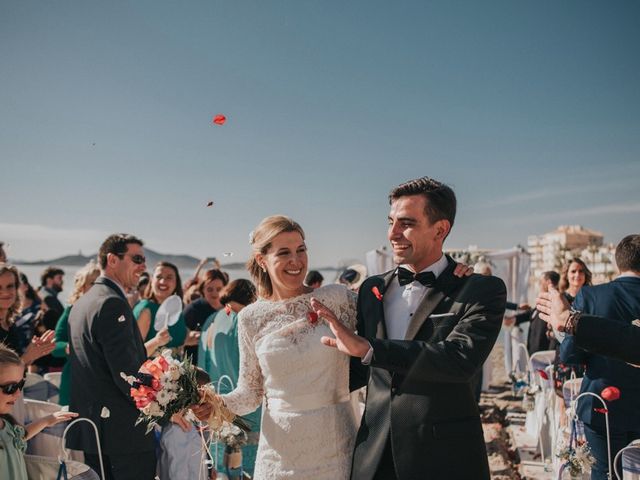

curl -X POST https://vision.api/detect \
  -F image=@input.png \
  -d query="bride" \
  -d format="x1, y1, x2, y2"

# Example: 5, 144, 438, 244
195, 215, 358, 479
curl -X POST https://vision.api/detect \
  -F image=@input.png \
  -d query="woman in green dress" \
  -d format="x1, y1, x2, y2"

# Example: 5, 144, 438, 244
52, 260, 100, 406
199, 279, 261, 476
134, 261, 194, 357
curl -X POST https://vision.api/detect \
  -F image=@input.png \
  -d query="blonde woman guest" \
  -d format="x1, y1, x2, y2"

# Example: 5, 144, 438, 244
52, 260, 101, 406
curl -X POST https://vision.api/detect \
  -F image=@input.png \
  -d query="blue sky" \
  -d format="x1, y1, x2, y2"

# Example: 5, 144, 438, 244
1, 1, 639, 267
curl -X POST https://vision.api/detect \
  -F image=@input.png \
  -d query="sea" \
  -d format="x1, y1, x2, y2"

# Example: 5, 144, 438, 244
15, 264, 342, 305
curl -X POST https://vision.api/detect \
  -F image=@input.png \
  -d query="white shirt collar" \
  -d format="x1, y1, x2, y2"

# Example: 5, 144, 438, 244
619, 271, 640, 279
399, 254, 448, 282
102, 274, 127, 298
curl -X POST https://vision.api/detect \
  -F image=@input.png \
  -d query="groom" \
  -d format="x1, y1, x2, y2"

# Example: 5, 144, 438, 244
320, 177, 506, 479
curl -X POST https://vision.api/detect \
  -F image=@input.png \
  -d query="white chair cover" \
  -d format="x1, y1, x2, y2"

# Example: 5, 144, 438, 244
24, 454, 99, 480
621, 444, 640, 480
24, 399, 67, 457
24, 372, 59, 402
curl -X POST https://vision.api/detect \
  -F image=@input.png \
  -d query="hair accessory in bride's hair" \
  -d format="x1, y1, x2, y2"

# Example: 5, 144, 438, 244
248, 230, 255, 245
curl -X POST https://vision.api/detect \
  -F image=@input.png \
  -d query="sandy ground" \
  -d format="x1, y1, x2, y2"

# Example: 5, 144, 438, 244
482, 344, 523, 480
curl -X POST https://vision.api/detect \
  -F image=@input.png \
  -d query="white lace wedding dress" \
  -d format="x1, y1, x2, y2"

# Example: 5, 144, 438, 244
221, 284, 358, 479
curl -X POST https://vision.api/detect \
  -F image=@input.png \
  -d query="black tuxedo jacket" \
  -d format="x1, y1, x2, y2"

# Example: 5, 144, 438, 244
67, 277, 155, 455
350, 257, 506, 480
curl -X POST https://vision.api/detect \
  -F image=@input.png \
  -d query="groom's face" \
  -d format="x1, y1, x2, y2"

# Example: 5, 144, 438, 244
388, 195, 448, 272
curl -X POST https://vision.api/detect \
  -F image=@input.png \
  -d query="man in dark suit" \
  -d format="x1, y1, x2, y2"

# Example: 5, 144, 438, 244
316, 177, 506, 480
559, 234, 640, 480
67, 234, 156, 480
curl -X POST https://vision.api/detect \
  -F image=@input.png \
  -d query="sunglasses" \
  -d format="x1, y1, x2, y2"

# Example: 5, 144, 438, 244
0, 378, 26, 395
116, 253, 146, 265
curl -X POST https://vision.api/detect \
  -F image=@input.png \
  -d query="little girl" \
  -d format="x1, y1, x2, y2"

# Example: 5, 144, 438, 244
0, 343, 78, 480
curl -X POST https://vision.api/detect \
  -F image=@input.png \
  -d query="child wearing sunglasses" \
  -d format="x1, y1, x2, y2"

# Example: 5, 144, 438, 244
0, 343, 78, 480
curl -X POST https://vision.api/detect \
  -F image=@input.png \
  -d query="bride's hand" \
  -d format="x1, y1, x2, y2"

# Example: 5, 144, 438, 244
310, 298, 370, 358
191, 401, 213, 422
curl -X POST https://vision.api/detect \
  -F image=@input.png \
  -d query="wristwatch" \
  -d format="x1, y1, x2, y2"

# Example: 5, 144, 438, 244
563, 309, 582, 335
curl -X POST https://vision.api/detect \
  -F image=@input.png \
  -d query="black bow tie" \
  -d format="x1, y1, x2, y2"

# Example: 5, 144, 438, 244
397, 267, 437, 287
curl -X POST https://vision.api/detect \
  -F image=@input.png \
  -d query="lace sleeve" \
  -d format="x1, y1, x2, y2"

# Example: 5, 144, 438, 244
220, 308, 264, 416
341, 288, 358, 331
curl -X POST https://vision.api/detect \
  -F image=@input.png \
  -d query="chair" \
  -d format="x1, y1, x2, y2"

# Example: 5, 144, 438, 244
614, 439, 640, 480
24, 371, 59, 402
23, 398, 68, 457
24, 454, 99, 480
44, 372, 62, 403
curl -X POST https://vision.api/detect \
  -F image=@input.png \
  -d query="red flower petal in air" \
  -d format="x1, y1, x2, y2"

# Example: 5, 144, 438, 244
601, 386, 621, 402
212, 114, 226, 125
225, 305, 231, 315
537, 369, 549, 380
594, 408, 609, 414
206, 201, 214, 207
307, 311, 318, 325
372, 286, 383, 301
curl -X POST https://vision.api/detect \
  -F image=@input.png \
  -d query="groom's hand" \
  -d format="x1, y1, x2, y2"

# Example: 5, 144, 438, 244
310, 298, 370, 358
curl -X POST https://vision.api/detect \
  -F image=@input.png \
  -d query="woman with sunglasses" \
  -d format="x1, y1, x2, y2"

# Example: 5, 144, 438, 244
0, 343, 78, 480
0, 264, 56, 367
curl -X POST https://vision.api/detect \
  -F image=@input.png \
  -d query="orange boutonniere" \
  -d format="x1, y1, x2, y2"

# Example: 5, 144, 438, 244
371, 286, 383, 301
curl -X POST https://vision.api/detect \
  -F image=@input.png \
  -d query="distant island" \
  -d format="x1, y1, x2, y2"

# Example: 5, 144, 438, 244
13, 249, 341, 272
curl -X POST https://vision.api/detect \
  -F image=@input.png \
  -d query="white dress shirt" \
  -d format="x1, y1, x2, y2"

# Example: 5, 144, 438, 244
362, 254, 449, 363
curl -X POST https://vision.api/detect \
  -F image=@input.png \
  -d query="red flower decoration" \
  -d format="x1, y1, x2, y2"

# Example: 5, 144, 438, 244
151, 378, 161, 391
212, 114, 226, 125
225, 305, 231, 315
371, 286, 383, 301
601, 386, 621, 402
594, 408, 609, 414
307, 311, 318, 325
537, 369, 549, 380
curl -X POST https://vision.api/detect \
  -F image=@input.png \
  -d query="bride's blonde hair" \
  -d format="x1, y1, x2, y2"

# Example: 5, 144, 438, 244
247, 215, 305, 298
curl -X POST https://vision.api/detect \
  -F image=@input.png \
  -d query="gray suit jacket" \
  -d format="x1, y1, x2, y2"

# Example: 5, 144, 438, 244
67, 276, 155, 455
350, 256, 506, 480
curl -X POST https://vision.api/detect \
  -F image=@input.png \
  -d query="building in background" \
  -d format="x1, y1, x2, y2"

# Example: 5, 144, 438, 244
528, 225, 616, 284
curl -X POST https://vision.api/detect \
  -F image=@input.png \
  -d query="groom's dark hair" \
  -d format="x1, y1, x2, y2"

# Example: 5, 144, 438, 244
389, 177, 457, 229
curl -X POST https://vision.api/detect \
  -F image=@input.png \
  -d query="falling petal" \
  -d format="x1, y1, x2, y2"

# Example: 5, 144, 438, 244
223, 252, 233, 257
100, 407, 111, 418
601, 386, 621, 402
206, 201, 214, 207
212, 114, 226, 125
224, 305, 231, 315
307, 311, 318, 325
594, 408, 608, 414
537, 369, 549, 380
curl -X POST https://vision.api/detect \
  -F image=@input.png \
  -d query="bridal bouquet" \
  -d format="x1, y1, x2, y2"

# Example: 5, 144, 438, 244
121, 350, 249, 434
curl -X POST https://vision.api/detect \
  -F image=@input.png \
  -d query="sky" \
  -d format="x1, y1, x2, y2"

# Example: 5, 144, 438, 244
1, 1, 639, 267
